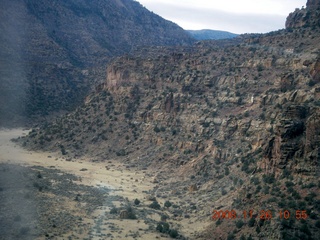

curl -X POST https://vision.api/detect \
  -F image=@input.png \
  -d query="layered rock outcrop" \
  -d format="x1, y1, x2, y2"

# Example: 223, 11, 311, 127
19, 3, 320, 239
0, 0, 194, 126
286, 0, 320, 28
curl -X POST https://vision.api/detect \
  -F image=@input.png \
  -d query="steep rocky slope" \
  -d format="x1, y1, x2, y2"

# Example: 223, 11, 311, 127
20, 2, 320, 240
0, 0, 194, 126
286, 0, 320, 28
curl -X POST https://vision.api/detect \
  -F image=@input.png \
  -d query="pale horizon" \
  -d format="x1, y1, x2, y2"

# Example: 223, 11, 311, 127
137, 0, 306, 34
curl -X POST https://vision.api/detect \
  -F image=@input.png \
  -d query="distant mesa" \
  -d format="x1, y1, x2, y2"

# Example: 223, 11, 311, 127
187, 29, 238, 40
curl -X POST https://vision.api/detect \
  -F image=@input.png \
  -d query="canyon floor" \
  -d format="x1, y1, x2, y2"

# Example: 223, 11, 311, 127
0, 129, 209, 240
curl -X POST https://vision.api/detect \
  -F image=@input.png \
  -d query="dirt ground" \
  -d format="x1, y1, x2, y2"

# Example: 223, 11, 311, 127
0, 129, 208, 240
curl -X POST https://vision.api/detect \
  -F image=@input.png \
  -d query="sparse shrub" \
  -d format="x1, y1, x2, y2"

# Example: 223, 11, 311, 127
233, 178, 238, 186
300, 223, 311, 236
126, 206, 137, 219
239, 179, 244, 186
221, 188, 227, 195
247, 236, 253, 240
169, 229, 179, 238
241, 162, 249, 172
154, 126, 160, 133
171, 129, 177, 135
263, 185, 270, 194
308, 79, 316, 87
156, 223, 163, 232
263, 173, 275, 184
236, 220, 244, 228
224, 167, 230, 176
149, 201, 161, 210
60, 145, 67, 155
156, 222, 170, 233
255, 185, 262, 193
303, 182, 316, 188
116, 149, 126, 156
134, 199, 140, 205
285, 181, 294, 188
251, 177, 260, 185
164, 200, 172, 208
305, 192, 317, 203
278, 199, 286, 208
216, 218, 222, 226
259, 112, 266, 120
248, 218, 255, 227
110, 207, 118, 214
287, 186, 294, 193
183, 149, 192, 155
288, 200, 296, 208
161, 214, 168, 221
227, 232, 235, 240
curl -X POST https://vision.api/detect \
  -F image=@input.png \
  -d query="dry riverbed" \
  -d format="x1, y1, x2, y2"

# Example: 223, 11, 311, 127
0, 129, 209, 240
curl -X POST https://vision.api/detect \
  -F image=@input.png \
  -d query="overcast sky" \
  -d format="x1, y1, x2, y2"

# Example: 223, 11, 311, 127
137, 0, 306, 34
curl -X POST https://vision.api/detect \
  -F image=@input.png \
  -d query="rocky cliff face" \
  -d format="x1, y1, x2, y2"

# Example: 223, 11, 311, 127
0, 0, 194, 126
21, 25, 320, 239
286, 0, 320, 28
307, 0, 320, 8
17, 0, 320, 238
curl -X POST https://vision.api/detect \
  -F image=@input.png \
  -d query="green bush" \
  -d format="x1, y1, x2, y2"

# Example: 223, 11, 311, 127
149, 201, 161, 210
255, 185, 262, 193
216, 218, 222, 225
236, 220, 244, 228
110, 207, 118, 214
156, 222, 170, 233
134, 199, 140, 205
285, 181, 294, 187
126, 206, 137, 219
169, 229, 179, 238
156, 223, 164, 233
300, 223, 311, 236
251, 177, 260, 185
263, 173, 275, 184
161, 215, 168, 221
164, 200, 172, 208
221, 188, 227, 195
227, 233, 235, 240
116, 149, 126, 156
248, 218, 255, 227
278, 199, 286, 208
154, 126, 160, 133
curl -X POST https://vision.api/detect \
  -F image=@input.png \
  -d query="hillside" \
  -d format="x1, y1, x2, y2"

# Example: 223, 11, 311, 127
0, 0, 194, 127
187, 29, 238, 40
18, 1, 320, 239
